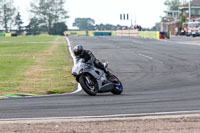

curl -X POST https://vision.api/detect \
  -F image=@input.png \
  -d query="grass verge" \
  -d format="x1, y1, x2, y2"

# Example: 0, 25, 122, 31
0, 35, 75, 96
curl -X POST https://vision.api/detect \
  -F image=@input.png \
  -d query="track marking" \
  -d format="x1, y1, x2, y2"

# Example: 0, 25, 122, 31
138, 53, 153, 60
178, 42, 200, 46
158, 38, 200, 46
1, 110, 200, 121
65, 37, 82, 93
138, 53, 163, 64
66, 37, 76, 65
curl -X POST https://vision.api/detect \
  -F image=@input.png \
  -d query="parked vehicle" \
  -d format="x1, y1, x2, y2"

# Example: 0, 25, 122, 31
187, 22, 200, 37
72, 59, 123, 96
198, 26, 200, 36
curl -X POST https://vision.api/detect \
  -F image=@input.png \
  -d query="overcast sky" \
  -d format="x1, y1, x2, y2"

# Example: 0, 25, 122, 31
14, 0, 167, 29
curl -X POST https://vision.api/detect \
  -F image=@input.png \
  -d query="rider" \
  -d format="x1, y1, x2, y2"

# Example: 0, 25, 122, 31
73, 45, 111, 77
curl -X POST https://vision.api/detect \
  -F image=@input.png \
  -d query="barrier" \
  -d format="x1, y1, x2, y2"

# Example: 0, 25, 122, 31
116, 30, 138, 37
138, 31, 160, 39
0, 33, 18, 37
5, 33, 12, 37
138, 31, 172, 40
93, 32, 111, 36
64, 30, 116, 37
64, 31, 88, 36
0, 33, 5, 37
11, 33, 18, 37
90, 31, 116, 36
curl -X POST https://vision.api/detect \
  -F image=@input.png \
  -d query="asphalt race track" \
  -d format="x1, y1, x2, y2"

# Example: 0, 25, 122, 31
1, 36, 200, 119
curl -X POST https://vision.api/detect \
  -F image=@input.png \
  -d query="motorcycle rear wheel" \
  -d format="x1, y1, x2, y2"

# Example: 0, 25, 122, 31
79, 74, 98, 96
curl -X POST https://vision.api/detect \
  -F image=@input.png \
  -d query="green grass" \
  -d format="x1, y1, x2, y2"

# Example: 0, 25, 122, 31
41, 42, 75, 94
0, 43, 51, 55
0, 35, 58, 42
0, 35, 75, 96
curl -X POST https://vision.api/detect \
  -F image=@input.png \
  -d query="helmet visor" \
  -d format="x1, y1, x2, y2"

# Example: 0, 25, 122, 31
74, 50, 82, 57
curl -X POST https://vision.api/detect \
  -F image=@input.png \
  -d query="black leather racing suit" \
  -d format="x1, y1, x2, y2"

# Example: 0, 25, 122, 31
75, 50, 107, 73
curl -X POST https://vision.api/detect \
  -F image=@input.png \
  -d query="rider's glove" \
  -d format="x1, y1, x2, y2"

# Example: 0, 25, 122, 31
87, 60, 93, 64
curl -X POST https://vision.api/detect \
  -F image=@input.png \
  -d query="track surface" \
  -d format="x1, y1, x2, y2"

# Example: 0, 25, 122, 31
1, 36, 200, 119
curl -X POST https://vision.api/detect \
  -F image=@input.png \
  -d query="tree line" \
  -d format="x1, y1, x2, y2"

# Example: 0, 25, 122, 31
164, 0, 187, 11
73, 18, 126, 31
0, 0, 129, 35
0, 0, 68, 35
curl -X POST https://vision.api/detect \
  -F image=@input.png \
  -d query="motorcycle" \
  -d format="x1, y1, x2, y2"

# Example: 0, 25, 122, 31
72, 59, 123, 96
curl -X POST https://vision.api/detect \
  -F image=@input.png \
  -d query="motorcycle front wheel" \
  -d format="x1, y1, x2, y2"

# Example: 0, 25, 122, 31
79, 74, 98, 96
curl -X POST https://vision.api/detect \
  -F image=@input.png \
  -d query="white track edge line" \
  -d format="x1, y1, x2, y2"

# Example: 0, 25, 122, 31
138, 53, 164, 64
1, 110, 200, 121
65, 37, 82, 94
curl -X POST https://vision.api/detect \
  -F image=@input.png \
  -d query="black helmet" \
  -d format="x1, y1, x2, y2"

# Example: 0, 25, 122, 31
73, 45, 84, 57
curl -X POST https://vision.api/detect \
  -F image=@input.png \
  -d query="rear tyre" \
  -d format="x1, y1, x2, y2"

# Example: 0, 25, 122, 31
110, 75, 123, 95
79, 75, 98, 96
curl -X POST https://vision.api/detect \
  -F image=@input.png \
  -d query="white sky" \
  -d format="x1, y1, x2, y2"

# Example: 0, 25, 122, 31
14, 0, 167, 29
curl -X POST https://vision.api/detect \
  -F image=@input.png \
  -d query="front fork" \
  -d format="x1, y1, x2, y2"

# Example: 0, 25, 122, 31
85, 74, 94, 86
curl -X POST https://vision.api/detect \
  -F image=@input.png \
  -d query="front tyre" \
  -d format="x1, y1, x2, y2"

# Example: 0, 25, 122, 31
79, 75, 98, 96
111, 75, 123, 95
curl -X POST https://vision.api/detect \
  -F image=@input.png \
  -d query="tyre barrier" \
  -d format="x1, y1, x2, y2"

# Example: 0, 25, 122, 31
160, 32, 171, 39
11, 33, 18, 37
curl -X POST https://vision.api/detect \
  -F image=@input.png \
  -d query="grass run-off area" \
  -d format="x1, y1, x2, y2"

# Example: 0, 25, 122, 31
0, 35, 76, 96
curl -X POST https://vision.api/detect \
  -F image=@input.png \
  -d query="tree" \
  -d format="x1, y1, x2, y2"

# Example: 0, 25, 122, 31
95, 23, 104, 30
164, 0, 188, 11
50, 22, 68, 35
164, 0, 181, 10
15, 12, 23, 35
30, 0, 69, 33
73, 18, 95, 30
116, 24, 123, 30
151, 26, 157, 31
26, 17, 40, 35
95, 23, 116, 30
180, 15, 186, 28
0, 0, 16, 32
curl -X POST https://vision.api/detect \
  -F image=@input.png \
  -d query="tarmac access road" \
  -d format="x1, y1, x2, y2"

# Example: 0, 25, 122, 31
1, 36, 200, 120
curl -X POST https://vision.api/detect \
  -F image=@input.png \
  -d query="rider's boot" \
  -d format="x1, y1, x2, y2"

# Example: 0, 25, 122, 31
105, 70, 112, 78
106, 71, 119, 83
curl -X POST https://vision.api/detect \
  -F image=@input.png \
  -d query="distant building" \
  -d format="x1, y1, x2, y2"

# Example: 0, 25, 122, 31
179, 0, 200, 21
161, 11, 181, 33
165, 10, 180, 20
161, 0, 200, 35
